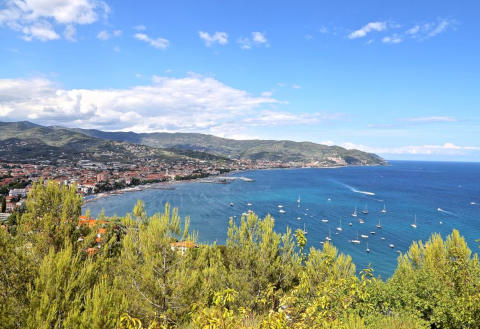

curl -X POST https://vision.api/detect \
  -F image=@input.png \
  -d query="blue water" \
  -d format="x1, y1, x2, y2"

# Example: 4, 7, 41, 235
83, 161, 480, 278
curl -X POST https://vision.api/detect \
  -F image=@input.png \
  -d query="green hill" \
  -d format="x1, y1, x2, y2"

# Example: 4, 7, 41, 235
72, 128, 386, 166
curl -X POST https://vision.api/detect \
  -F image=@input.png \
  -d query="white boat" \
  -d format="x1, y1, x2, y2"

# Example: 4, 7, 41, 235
242, 212, 248, 216
297, 217, 301, 220
297, 196, 301, 203
411, 214, 417, 228
370, 231, 376, 235
321, 218, 328, 223
327, 198, 331, 202
278, 204, 284, 208
320, 241, 324, 245
366, 242, 370, 253
376, 218, 382, 229
325, 228, 332, 241
302, 223, 307, 235
381, 237, 386, 240
336, 219, 343, 232
362, 204, 368, 215
279, 209, 286, 214
471, 201, 477, 205
439, 221, 443, 225
247, 202, 252, 206
381, 204, 387, 213
349, 222, 353, 226
389, 243, 395, 248
351, 232, 361, 244
352, 206, 357, 217
361, 234, 369, 239
359, 219, 365, 224
230, 202, 234, 207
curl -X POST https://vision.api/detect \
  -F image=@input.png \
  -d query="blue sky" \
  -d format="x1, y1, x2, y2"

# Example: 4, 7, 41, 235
0, 0, 479, 161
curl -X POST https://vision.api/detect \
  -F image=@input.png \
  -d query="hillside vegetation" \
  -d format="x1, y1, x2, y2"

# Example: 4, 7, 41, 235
72, 127, 386, 165
0, 121, 228, 164
1, 182, 479, 328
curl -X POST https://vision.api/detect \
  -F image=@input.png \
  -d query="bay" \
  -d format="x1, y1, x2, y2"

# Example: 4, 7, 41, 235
83, 161, 480, 278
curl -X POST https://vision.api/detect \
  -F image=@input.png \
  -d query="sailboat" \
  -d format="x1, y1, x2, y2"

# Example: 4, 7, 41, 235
325, 228, 332, 241
381, 203, 387, 213
359, 218, 365, 224
321, 218, 328, 223
411, 214, 417, 228
360, 234, 369, 239
389, 243, 395, 248
279, 209, 286, 214
366, 242, 370, 253
230, 202, 234, 207
376, 218, 382, 229
336, 219, 343, 232
302, 223, 308, 235
352, 206, 357, 217
351, 232, 360, 244
297, 196, 301, 203
297, 217, 301, 220
362, 204, 368, 215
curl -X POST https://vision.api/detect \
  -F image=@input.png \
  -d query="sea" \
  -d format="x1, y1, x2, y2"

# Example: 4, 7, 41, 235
83, 161, 480, 278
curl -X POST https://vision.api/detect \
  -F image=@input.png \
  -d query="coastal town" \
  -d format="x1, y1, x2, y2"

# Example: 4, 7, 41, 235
0, 156, 344, 222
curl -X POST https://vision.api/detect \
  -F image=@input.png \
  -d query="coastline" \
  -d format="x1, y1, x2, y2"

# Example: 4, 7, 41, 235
82, 163, 386, 205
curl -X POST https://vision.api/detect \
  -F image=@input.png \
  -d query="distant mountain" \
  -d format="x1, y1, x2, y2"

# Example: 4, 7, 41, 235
71, 128, 386, 166
0, 122, 228, 164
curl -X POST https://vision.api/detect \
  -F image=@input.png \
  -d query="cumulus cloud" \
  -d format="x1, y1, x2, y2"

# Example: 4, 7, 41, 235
0, 0, 110, 41
63, 25, 76, 41
348, 22, 386, 39
0, 76, 339, 136
238, 32, 268, 49
198, 31, 228, 46
134, 33, 169, 49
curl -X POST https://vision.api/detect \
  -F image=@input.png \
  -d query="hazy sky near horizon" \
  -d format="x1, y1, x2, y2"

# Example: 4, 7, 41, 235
0, 0, 479, 161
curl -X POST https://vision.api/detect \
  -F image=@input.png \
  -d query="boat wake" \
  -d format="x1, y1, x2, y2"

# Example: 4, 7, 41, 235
341, 183, 376, 196
437, 208, 456, 216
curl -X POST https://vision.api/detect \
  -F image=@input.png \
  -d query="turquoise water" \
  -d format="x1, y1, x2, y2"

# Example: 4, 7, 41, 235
83, 161, 480, 278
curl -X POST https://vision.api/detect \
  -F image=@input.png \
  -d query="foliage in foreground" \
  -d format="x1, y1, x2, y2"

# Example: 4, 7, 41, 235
1, 181, 480, 328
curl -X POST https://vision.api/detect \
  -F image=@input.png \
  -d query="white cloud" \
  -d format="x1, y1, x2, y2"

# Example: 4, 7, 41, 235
0, 76, 338, 136
348, 21, 386, 39
134, 33, 169, 49
0, 0, 109, 41
382, 34, 402, 44
21, 21, 60, 41
292, 84, 302, 89
63, 25, 76, 41
405, 19, 455, 40
238, 32, 269, 49
403, 116, 456, 123
340, 142, 480, 156
406, 25, 420, 35
97, 30, 109, 40
133, 24, 146, 31
97, 29, 122, 40
198, 31, 228, 46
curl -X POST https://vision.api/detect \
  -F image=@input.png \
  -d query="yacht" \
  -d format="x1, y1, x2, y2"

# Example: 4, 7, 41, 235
325, 228, 332, 241
349, 222, 353, 226
230, 202, 234, 207
359, 218, 365, 224
381, 237, 386, 240
327, 198, 332, 202
376, 218, 382, 229
351, 232, 361, 244
352, 206, 358, 217
297, 196, 301, 203
439, 221, 443, 225
297, 217, 301, 220
247, 202, 252, 206
278, 204, 284, 208
389, 243, 395, 248
321, 218, 328, 223
366, 242, 370, 253
302, 224, 308, 235
362, 204, 368, 215
411, 214, 417, 229
381, 204, 387, 213
360, 234, 369, 239
370, 231, 376, 235
336, 219, 343, 232
279, 209, 286, 214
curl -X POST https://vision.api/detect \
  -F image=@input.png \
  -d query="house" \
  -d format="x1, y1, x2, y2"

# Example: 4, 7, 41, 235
9, 188, 27, 198
170, 241, 198, 255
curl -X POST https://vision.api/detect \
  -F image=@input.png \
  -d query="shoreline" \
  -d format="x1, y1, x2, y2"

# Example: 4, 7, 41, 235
82, 163, 385, 205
